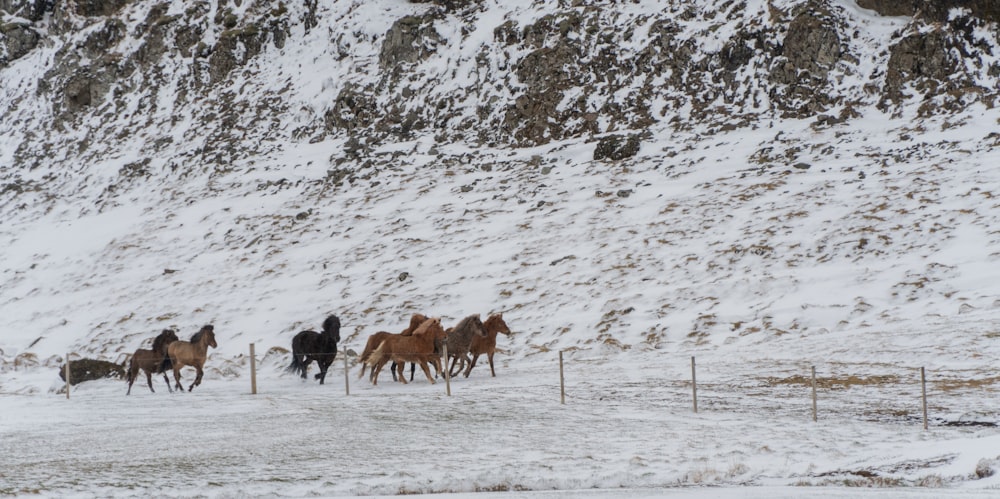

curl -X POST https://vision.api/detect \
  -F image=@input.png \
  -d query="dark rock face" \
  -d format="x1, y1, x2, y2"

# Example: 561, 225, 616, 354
858, 0, 1000, 22
769, 1, 844, 116
379, 14, 442, 71
594, 134, 641, 162
1, 0, 51, 21
884, 29, 956, 104
0, 21, 40, 67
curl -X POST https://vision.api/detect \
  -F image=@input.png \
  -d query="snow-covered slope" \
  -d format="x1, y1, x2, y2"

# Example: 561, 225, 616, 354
1, 0, 998, 395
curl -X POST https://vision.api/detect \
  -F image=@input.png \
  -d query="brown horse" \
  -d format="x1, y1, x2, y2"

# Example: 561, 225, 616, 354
356, 313, 427, 382
365, 317, 446, 385
163, 325, 218, 392
126, 329, 179, 395
444, 314, 487, 377
464, 313, 512, 378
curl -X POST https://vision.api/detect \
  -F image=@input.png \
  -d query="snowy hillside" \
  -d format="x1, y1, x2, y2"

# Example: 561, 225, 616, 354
3, 0, 1000, 495
2, 0, 998, 373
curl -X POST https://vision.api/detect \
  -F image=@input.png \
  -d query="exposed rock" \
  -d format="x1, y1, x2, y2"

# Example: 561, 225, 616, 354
59, 358, 125, 385
594, 134, 641, 162
0, 20, 39, 67
207, 24, 265, 84
379, 14, 442, 72
0, 0, 51, 21
70, 0, 131, 17
858, 0, 1000, 23
884, 28, 956, 104
769, 1, 843, 116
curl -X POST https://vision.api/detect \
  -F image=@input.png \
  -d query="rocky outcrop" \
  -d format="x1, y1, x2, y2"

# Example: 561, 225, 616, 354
0, 20, 38, 67
858, 0, 1000, 23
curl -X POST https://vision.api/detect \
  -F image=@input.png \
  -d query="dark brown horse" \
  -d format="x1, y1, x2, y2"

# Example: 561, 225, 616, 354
163, 325, 217, 392
366, 317, 447, 385
464, 313, 512, 378
287, 315, 341, 384
126, 329, 179, 395
444, 314, 487, 377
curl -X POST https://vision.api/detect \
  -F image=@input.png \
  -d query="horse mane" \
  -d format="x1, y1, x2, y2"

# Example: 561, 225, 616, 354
412, 317, 442, 336
400, 313, 429, 335
190, 324, 214, 342
152, 329, 178, 353
453, 314, 484, 336
322, 315, 341, 338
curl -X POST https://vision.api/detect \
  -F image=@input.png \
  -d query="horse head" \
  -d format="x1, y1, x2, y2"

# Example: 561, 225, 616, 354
322, 315, 341, 343
471, 314, 487, 337
414, 317, 444, 339
486, 313, 511, 336
152, 329, 179, 354
200, 325, 218, 348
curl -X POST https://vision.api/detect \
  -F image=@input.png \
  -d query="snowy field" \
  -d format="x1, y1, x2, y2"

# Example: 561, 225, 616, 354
2, 350, 999, 498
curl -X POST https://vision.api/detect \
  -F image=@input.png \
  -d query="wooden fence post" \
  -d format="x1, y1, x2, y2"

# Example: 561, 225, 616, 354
64, 354, 71, 400
811, 366, 817, 422
691, 356, 697, 413
921, 366, 928, 430
443, 343, 452, 397
559, 350, 565, 405
344, 352, 350, 396
249, 343, 257, 395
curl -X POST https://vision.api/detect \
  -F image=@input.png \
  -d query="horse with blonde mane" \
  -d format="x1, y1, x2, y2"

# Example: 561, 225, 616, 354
356, 313, 427, 382
365, 317, 446, 385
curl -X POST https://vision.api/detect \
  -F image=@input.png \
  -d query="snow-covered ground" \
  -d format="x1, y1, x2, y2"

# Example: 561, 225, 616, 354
3, 0, 1000, 496
2, 350, 999, 497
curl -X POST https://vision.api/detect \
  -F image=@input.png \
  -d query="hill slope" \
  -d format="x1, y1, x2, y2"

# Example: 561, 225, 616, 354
1, 0, 999, 385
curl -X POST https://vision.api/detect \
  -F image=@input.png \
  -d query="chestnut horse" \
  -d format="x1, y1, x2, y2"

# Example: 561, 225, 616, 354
356, 313, 427, 382
163, 325, 218, 392
464, 313, 512, 378
365, 317, 446, 385
126, 329, 179, 395
287, 315, 341, 384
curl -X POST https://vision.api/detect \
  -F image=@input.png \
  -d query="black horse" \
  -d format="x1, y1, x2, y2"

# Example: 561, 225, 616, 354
286, 315, 341, 384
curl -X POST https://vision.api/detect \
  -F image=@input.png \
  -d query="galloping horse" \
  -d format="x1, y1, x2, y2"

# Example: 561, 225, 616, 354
366, 317, 447, 385
464, 313, 512, 378
357, 313, 428, 383
287, 315, 341, 384
163, 325, 218, 392
444, 314, 487, 377
126, 329, 179, 395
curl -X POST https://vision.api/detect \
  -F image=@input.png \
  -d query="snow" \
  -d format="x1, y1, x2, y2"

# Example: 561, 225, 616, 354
3, 0, 1000, 496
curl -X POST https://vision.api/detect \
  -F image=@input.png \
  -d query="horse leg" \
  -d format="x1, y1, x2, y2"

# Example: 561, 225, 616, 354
395, 361, 408, 384
464, 353, 480, 378
189, 366, 202, 392
301, 358, 310, 380
145, 370, 155, 393
418, 360, 436, 384
162, 371, 173, 393
409, 363, 415, 382
390, 361, 399, 382
172, 366, 183, 392
126, 363, 137, 395
317, 360, 330, 385
487, 351, 497, 377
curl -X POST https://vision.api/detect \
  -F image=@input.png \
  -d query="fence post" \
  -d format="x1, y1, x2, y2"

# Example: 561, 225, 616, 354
443, 343, 452, 397
64, 354, 71, 400
691, 356, 697, 413
559, 350, 565, 405
811, 366, 817, 422
343, 351, 350, 396
249, 343, 257, 395
921, 366, 928, 430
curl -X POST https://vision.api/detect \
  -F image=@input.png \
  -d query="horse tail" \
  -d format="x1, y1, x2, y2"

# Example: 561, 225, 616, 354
367, 341, 388, 369
286, 346, 305, 376
126, 357, 135, 384
158, 352, 173, 374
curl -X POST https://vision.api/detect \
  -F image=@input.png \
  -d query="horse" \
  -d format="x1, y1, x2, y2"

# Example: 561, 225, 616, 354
356, 313, 427, 382
125, 329, 179, 395
444, 314, 487, 377
287, 315, 341, 384
464, 313, 512, 378
163, 325, 218, 392
365, 317, 446, 385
